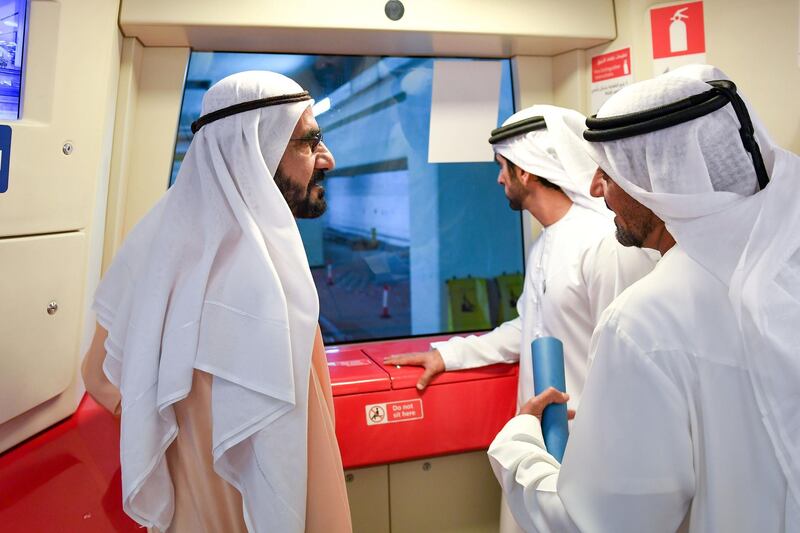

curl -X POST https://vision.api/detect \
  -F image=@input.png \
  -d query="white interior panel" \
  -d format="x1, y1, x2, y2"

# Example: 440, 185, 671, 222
0, 232, 86, 425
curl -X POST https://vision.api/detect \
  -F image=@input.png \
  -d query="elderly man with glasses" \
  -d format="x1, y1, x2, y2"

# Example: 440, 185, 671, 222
81, 71, 351, 533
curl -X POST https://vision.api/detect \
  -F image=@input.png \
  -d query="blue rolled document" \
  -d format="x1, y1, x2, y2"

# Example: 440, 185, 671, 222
531, 336, 569, 462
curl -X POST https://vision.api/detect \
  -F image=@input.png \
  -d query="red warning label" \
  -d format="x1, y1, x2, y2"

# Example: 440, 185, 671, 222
591, 48, 632, 83
365, 399, 424, 426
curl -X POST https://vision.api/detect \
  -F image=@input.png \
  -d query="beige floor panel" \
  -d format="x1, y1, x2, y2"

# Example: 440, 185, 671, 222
389, 451, 501, 533
346, 464, 391, 533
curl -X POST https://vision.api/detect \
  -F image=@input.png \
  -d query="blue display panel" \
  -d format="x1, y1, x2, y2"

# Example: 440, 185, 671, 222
171, 52, 523, 344
0, 0, 25, 121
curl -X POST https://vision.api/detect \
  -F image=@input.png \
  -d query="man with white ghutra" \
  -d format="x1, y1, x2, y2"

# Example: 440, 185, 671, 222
82, 71, 352, 533
489, 64, 800, 532
386, 104, 659, 533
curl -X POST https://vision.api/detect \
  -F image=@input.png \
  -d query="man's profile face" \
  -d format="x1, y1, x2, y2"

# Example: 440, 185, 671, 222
274, 107, 335, 219
495, 154, 527, 211
590, 168, 656, 247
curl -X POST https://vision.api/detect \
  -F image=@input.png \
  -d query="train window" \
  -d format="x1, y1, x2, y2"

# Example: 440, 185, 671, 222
0, 0, 26, 120
171, 52, 523, 344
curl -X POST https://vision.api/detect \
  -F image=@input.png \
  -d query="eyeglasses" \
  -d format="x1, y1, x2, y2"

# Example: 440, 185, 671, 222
289, 131, 323, 152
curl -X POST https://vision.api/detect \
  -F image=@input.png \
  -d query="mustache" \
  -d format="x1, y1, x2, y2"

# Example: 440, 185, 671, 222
311, 170, 326, 185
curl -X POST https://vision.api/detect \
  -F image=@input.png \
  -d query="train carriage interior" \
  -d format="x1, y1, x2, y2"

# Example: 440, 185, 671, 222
0, 0, 798, 531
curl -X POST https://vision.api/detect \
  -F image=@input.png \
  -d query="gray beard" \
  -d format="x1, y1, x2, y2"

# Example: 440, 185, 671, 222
615, 216, 656, 248
615, 225, 644, 247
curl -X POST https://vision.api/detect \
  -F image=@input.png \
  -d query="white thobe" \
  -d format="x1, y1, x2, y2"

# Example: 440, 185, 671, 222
488, 245, 798, 533
432, 204, 658, 412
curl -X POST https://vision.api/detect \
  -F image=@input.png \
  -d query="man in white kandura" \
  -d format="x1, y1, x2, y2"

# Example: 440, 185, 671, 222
385, 105, 658, 533
488, 64, 800, 532
82, 71, 351, 533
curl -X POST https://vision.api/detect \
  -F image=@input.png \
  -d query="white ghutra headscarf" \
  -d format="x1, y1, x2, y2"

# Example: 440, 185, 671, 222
493, 104, 612, 217
93, 71, 318, 532
567, 64, 800, 510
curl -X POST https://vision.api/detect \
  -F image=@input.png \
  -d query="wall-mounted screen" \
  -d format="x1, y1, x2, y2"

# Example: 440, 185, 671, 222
171, 52, 524, 344
0, 0, 25, 121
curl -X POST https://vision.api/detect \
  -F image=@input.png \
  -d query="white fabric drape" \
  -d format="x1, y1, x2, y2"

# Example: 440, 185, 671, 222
565, 64, 800, 511
93, 71, 318, 532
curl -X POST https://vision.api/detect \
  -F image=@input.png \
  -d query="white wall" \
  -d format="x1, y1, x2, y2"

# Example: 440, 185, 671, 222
566, 0, 799, 152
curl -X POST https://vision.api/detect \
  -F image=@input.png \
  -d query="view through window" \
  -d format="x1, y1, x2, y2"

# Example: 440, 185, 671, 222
171, 52, 524, 344
0, 0, 26, 120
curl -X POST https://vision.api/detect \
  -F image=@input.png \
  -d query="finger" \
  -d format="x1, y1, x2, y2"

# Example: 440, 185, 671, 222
567, 409, 576, 420
416, 367, 438, 390
383, 353, 425, 366
542, 387, 570, 404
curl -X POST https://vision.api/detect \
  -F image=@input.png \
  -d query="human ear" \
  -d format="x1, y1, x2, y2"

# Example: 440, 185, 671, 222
518, 170, 537, 188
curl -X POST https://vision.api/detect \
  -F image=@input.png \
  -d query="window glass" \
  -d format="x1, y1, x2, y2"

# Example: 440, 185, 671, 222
172, 52, 524, 344
0, 0, 27, 120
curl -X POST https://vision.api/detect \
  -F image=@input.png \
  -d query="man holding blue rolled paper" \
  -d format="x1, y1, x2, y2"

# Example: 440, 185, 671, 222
386, 105, 658, 533
488, 65, 800, 532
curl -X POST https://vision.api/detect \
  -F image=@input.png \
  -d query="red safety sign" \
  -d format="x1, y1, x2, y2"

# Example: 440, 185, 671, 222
590, 47, 634, 114
650, 1, 705, 59
591, 48, 632, 83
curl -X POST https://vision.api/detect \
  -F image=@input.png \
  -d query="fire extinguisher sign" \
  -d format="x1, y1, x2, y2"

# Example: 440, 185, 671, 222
650, 1, 706, 75
590, 48, 634, 114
